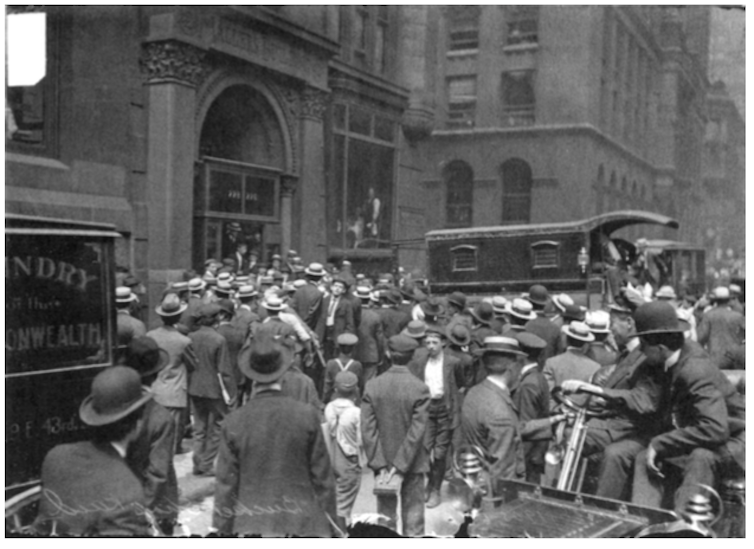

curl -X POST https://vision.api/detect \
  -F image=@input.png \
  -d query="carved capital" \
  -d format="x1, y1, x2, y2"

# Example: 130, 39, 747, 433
281, 175, 299, 197
140, 40, 209, 88
300, 87, 330, 121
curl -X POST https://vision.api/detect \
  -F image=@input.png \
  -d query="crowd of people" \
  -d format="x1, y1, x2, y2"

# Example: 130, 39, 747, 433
32, 251, 745, 536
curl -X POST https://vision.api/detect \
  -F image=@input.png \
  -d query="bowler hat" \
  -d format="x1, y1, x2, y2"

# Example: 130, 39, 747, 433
116, 286, 136, 304
204, 258, 219, 267
262, 296, 285, 311
171, 281, 189, 292
527, 284, 549, 307
337, 333, 359, 346
155, 293, 187, 316
470, 302, 494, 326
631, 301, 685, 337
585, 310, 611, 334
237, 284, 258, 299
608, 302, 632, 315
655, 285, 677, 300
79, 366, 153, 427
552, 293, 574, 314
473, 336, 526, 357
123, 275, 140, 288
188, 277, 206, 293
446, 324, 472, 347
563, 321, 596, 342
239, 333, 293, 383
447, 292, 467, 310
562, 303, 587, 322
491, 296, 509, 315
421, 297, 444, 317
126, 336, 170, 379
401, 320, 427, 340
305, 262, 326, 277
506, 298, 536, 321
388, 334, 419, 353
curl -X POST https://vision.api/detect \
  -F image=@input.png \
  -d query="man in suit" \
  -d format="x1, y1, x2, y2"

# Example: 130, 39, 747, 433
543, 321, 601, 409
291, 262, 326, 332
124, 337, 180, 535
317, 276, 355, 360
34, 367, 153, 536
216, 299, 247, 408
187, 304, 235, 476
560, 302, 665, 500
233, 241, 249, 276
213, 333, 336, 537
445, 291, 473, 331
147, 294, 197, 455
116, 286, 146, 352
524, 284, 563, 366
697, 286, 745, 369
629, 301, 743, 508
408, 326, 461, 508
584, 310, 620, 367
355, 285, 384, 387
179, 278, 208, 334
230, 285, 259, 339
376, 288, 412, 374
361, 335, 430, 536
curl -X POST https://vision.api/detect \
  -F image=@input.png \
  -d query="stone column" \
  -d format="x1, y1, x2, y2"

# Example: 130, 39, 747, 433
141, 39, 208, 324
280, 175, 298, 258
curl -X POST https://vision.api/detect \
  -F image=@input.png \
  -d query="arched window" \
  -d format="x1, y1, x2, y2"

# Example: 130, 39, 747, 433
501, 158, 532, 224
444, 160, 474, 227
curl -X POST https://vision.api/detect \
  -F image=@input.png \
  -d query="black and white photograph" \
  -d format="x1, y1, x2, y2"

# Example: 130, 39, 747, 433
5, 3, 746, 538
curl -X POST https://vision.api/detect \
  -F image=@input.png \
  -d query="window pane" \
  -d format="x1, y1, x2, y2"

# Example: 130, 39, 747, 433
374, 115, 394, 142
244, 176, 276, 217
349, 106, 372, 135
209, 171, 243, 213
448, 77, 477, 129
452, 247, 477, 271
445, 161, 473, 227
532, 245, 559, 268
448, 6, 480, 50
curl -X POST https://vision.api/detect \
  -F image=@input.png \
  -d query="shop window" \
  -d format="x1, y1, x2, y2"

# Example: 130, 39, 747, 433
506, 6, 539, 46
444, 160, 474, 228
501, 158, 532, 224
451, 245, 478, 272
502, 71, 535, 126
447, 6, 480, 51
447, 76, 477, 129
531, 241, 560, 269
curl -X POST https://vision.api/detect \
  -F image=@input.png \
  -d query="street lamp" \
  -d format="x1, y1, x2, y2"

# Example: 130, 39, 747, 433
577, 247, 589, 275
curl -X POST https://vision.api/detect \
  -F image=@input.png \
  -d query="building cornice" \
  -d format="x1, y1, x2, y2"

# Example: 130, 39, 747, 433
329, 59, 409, 112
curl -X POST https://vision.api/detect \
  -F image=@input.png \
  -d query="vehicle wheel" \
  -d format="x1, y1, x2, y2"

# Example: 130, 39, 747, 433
5, 485, 41, 535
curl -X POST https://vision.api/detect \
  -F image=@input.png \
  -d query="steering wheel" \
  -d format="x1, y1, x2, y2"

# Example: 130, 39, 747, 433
551, 386, 608, 418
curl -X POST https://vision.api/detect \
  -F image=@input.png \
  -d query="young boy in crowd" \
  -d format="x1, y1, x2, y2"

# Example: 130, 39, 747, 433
323, 333, 363, 403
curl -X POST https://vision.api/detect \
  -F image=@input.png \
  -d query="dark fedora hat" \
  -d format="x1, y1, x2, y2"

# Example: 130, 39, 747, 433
384, 288, 403, 305
447, 292, 467, 309
126, 336, 170, 379
421, 296, 444, 317
446, 323, 471, 347
470, 302, 494, 326
239, 333, 293, 383
631, 301, 685, 337
79, 366, 153, 426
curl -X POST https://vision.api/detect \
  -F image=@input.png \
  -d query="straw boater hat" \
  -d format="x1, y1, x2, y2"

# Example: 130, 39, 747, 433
585, 310, 611, 334
655, 285, 677, 300
115, 286, 137, 304
171, 281, 189, 293
552, 293, 574, 314
506, 298, 536, 321
262, 295, 286, 311
401, 320, 427, 340
446, 324, 471, 347
729, 284, 742, 296
562, 321, 596, 343
216, 272, 234, 285
188, 277, 206, 293
155, 293, 187, 317
631, 301, 686, 337
355, 286, 372, 300
126, 336, 170, 379
304, 262, 326, 278
79, 366, 153, 427
293, 279, 307, 288
239, 334, 293, 383
711, 286, 730, 301
237, 284, 258, 299
491, 296, 509, 315
473, 336, 527, 358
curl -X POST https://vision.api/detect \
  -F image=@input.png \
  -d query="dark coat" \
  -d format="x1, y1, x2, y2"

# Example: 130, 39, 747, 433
187, 326, 234, 400
281, 367, 325, 416
543, 348, 601, 408
179, 295, 204, 334
126, 399, 179, 523
377, 306, 411, 339
290, 282, 324, 331
444, 345, 473, 391
524, 314, 563, 366
116, 310, 147, 347
216, 322, 246, 390
462, 379, 526, 483
513, 364, 551, 473
356, 307, 384, 364
35, 441, 151, 536
585, 340, 620, 367
345, 292, 362, 330
697, 305, 745, 369
212, 391, 336, 536
361, 365, 430, 474
316, 295, 355, 343
231, 306, 260, 339
408, 351, 461, 428
651, 341, 730, 461
323, 356, 364, 404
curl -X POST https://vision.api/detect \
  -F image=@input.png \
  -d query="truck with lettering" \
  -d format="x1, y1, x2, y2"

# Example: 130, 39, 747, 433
5, 215, 119, 518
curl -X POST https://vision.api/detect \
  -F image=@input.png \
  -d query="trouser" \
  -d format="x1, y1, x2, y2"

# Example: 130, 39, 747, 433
376, 471, 425, 537
164, 406, 188, 455
333, 444, 362, 521
425, 400, 451, 495
593, 437, 647, 500
522, 440, 549, 485
361, 362, 378, 387
190, 396, 227, 473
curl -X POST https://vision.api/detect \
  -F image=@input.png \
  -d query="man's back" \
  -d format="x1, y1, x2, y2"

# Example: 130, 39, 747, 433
524, 315, 562, 365
357, 307, 383, 364
378, 307, 411, 339
117, 311, 147, 347
147, 325, 195, 408
291, 283, 324, 330
698, 306, 745, 368
188, 326, 229, 399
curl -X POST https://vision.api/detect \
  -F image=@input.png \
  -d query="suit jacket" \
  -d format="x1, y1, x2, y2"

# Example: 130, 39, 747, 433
231, 306, 260, 340
187, 326, 234, 400
525, 314, 563, 366
126, 399, 179, 522
147, 326, 197, 408
213, 391, 336, 536
316, 295, 355, 343
697, 305, 745, 368
585, 341, 620, 367
290, 282, 324, 331
346, 292, 362, 330
217, 322, 246, 390
408, 351, 461, 427
35, 441, 150, 536
179, 296, 204, 334
445, 345, 474, 391
281, 367, 324, 416
356, 307, 384, 365
117, 310, 147, 347
377, 306, 411, 339
651, 341, 730, 460
513, 364, 552, 476
543, 348, 601, 408
462, 379, 526, 483
361, 365, 430, 474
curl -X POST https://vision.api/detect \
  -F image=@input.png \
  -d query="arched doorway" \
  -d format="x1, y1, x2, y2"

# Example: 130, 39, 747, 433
193, 84, 286, 273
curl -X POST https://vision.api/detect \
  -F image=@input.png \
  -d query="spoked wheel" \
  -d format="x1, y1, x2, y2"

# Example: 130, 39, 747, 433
5, 485, 41, 535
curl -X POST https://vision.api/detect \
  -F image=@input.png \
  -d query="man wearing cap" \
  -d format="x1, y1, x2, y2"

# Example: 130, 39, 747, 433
543, 321, 601, 410
418, 296, 444, 325
34, 367, 153, 536
216, 299, 247, 408
408, 326, 461, 508
355, 285, 385, 386
503, 298, 536, 333
524, 285, 563, 367
323, 333, 363, 404
231, 284, 261, 339
585, 310, 619, 367
291, 262, 326, 332
628, 301, 744, 508
361, 335, 430, 536
232, 241, 249, 275
445, 292, 472, 331
187, 303, 235, 476
469, 301, 498, 352
462, 337, 528, 490
550, 294, 574, 330
116, 286, 146, 350
213, 333, 337, 537
179, 277, 208, 334
697, 286, 745, 369
147, 294, 197, 455
124, 337, 180, 535
324, 371, 363, 531
317, 276, 356, 361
